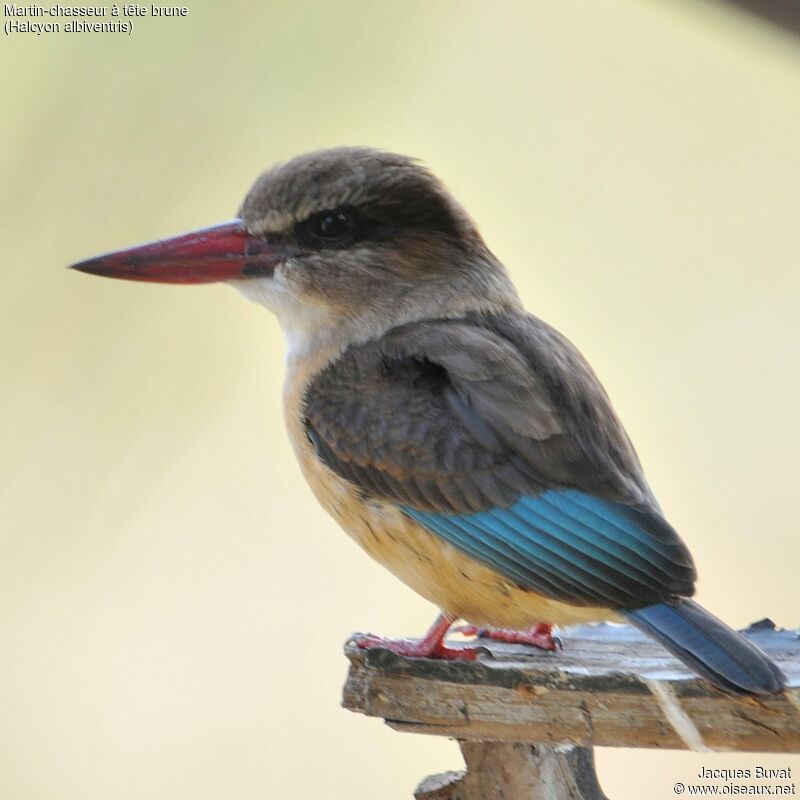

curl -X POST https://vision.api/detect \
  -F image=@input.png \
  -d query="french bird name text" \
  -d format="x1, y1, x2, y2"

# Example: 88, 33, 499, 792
3, 3, 189, 34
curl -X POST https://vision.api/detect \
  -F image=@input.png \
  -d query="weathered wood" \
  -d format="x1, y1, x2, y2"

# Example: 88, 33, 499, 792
415, 742, 608, 800
343, 621, 800, 753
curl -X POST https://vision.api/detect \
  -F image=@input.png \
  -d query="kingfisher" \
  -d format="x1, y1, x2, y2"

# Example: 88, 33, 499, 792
70, 147, 785, 695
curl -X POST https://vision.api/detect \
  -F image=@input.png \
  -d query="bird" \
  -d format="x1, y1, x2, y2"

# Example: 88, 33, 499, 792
70, 146, 786, 695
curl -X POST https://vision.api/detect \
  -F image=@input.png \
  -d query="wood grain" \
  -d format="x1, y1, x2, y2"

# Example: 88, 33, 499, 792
414, 742, 608, 800
343, 621, 800, 753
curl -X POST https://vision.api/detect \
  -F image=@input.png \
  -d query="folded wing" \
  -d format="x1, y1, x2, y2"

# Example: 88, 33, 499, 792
303, 311, 696, 610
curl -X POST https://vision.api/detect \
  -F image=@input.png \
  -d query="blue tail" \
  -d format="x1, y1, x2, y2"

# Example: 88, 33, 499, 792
623, 599, 785, 695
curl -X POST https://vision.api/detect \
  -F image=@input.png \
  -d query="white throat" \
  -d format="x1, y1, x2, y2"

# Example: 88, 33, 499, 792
231, 266, 520, 365
231, 275, 333, 360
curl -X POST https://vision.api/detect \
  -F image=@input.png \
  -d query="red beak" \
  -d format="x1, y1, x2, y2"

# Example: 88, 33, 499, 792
68, 220, 277, 284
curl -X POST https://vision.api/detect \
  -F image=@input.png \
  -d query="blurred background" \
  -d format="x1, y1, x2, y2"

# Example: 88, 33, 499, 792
1, 1, 798, 797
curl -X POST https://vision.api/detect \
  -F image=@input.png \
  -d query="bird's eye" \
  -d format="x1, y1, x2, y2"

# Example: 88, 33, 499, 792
296, 206, 362, 249
315, 211, 351, 238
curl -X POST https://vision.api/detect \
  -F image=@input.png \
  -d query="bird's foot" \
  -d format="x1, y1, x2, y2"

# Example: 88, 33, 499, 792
353, 633, 482, 661
454, 622, 562, 652
352, 612, 483, 661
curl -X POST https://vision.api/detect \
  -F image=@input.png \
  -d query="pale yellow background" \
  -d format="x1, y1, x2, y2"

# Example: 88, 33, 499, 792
1, 1, 798, 798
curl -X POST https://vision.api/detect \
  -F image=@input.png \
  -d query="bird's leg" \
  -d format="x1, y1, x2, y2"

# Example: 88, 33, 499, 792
454, 622, 562, 652
353, 612, 482, 661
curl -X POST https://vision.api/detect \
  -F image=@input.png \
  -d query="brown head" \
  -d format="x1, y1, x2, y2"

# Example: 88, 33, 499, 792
70, 147, 520, 355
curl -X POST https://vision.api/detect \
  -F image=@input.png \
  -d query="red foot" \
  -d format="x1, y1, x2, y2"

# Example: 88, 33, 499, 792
454, 622, 562, 652
353, 612, 482, 661
353, 633, 480, 661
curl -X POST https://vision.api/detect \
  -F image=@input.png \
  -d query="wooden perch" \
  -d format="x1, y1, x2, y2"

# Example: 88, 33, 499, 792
342, 620, 799, 799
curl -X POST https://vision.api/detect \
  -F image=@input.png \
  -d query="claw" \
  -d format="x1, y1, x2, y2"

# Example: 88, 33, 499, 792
353, 633, 481, 661
452, 622, 561, 652
351, 612, 483, 661
350, 615, 560, 660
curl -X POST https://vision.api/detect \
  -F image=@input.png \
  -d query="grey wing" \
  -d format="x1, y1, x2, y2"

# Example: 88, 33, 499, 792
302, 312, 696, 608
305, 312, 653, 509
